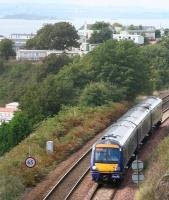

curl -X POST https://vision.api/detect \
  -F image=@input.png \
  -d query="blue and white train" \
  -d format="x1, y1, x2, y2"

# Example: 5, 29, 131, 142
90, 96, 162, 182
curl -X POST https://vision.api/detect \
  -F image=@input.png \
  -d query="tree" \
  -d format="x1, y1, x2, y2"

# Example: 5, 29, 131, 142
42, 54, 72, 74
89, 40, 151, 100
79, 82, 124, 106
141, 43, 169, 90
89, 22, 113, 44
79, 82, 111, 106
36, 54, 73, 81
26, 22, 79, 50
0, 39, 15, 59
164, 28, 169, 36
155, 30, 161, 38
0, 112, 32, 156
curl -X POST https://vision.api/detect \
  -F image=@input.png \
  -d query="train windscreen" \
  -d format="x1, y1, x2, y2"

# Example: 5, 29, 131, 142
94, 147, 120, 163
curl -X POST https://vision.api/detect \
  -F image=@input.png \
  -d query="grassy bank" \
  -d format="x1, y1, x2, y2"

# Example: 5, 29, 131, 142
135, 129, 169, 200
0, 102, 128, 200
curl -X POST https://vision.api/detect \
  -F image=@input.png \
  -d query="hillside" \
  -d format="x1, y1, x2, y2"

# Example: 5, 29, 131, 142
135, 123, 169, 200
0, 38, 169, 199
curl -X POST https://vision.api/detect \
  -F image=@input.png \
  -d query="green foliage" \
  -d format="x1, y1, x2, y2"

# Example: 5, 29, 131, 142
0, 39, 15, 59
19, 39, 152, 123
141, 42, 169, 90
39, 53, 72, 78
20, 75, 76, 123
91, 21, 111, 30
127, 24, 143, 30
0, 58, 5, 72
155, 29, 161, 38
89, 40, 151, 99
26, 22, 79, 50
0, 112, 32, 156
112, 23, 123, 27
89, 22, 113, 44
164, 28, 169, 36
79, 82, 124, 106
79, 82, 111, 106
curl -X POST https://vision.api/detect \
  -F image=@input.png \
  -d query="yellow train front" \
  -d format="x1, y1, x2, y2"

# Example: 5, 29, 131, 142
91, 141, 124, 183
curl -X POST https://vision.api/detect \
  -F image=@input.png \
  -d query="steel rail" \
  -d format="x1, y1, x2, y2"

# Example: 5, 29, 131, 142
42, 148, 92, 200
161, 94, 169, 101
64, 167, 90, 200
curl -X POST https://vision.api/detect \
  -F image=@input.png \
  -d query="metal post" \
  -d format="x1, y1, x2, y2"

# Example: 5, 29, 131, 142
136, 130, 139, 188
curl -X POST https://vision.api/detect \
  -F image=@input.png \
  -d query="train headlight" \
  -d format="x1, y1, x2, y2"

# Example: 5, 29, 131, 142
92, 165, 97, 170
116, 166, 120, 171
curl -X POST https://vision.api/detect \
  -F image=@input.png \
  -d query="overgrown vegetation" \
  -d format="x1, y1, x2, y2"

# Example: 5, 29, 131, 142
135, 132, 169, 200
0, 103, 127, 199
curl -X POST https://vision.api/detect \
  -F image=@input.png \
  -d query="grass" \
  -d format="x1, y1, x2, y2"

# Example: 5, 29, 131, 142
0, 102, 128, 199
135, 132, 169, 200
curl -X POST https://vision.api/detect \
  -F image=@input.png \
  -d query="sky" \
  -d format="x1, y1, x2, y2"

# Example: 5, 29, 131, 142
1, 0, 169, 36
1, 0, 169, 20
1, 0, 169, 10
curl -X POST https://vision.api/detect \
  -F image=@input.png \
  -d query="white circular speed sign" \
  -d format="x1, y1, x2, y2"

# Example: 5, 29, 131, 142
25, 156, 36, 168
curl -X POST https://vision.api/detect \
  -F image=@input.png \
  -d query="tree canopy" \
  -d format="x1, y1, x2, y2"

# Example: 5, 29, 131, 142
26, 22, 79, 50
89, 22, 113, 44
0, 39, 15, 59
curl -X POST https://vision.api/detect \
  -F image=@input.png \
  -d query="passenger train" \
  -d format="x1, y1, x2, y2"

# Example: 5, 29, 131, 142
90, 96, 162, 183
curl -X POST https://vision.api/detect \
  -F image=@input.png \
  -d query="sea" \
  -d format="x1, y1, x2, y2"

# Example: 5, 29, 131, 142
1, 18, 169, 37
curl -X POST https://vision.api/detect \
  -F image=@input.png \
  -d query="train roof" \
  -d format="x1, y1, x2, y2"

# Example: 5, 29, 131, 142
118, 106, 150, 126
136, 96, 162, 111
97, 96, 162, 147
98, 120, 136, 146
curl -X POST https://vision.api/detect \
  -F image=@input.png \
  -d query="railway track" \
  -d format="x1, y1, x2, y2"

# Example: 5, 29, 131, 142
89, 184, 117, 200
42, 93, 169, 200
162, 94, 169, 112
88, 94, 169, 200
42, 149, 91, 200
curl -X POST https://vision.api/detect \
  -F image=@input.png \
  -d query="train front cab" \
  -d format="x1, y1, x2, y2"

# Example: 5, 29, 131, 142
91, 143, 123, 183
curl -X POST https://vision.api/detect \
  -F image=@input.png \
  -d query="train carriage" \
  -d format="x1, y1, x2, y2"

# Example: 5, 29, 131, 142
90, 96, 162, 183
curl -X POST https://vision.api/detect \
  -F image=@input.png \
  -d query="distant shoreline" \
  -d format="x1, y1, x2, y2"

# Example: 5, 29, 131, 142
0, 14, 65, 21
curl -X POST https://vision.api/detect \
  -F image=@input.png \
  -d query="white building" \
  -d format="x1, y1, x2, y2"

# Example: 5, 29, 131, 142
16, 50, 48, 61
9, 33, 36, 51
5, 102, 19, 110
16, 49, 87, 61
78, 23, 94, 43
121, 29, 155, 41
113, 34, 144, 45
0, 102, 19, 125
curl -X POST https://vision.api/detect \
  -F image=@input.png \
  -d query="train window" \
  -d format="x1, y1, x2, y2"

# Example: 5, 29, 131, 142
95, 147, 120, 163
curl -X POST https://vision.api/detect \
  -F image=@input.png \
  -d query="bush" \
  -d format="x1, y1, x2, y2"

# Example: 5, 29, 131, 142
79, 82, 112, 106
0, 176, 24, 200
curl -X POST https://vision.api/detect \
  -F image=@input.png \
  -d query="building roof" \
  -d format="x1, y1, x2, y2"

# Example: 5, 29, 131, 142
10, 33, 35, 36
0, 107, 17, 112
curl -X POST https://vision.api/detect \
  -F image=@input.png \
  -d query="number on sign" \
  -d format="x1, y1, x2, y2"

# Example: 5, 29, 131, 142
25, 157, 36, 168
